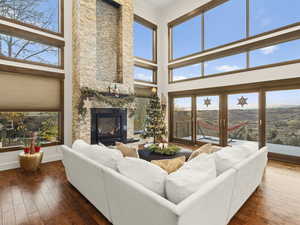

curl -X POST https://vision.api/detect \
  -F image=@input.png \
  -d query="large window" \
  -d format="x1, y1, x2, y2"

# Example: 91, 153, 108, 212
134, 64, 156, 83
196, 96, 220, 144
0, 112, 60, 151
266, 89, 300, 157
0, 0, 61, 34
0, 34, 60, 66
169, 0, 300, 64
204, 53, 246, 76
172, 63, 202, 82
250, 39, 300, 67
172, 15, 202, 60
204, 0, 246, 49
134, 97, 151, 133
173, 97, 192, 140
134, 16, 157, 62
250, 0, 300, 36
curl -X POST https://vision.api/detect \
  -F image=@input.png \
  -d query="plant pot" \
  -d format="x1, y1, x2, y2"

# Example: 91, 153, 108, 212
35, 146, 41, 153
24, 147, 30, 154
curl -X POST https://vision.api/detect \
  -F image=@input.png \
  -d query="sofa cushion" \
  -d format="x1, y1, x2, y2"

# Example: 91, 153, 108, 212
151, 156, 185, 174
117, 157, 168, 197
214, 146, 250, 175
116, 142, 139, 158
72, 140, 91, 154
165, 154, 217, 204
90, 145, 123, 171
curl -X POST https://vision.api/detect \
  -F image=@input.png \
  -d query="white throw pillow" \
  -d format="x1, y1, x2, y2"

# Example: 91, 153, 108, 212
238, 142, 259, 156
165, 154, 217, 204
90, 145, 123, 170
214, 146, 248, 175
117, 157, 168, 197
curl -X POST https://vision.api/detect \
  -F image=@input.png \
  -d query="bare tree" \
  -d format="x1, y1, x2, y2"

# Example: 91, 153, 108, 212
0, 0, 59, 64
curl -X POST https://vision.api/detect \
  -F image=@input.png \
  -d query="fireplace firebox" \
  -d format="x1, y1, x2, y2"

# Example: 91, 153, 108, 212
91, 108, 127, 145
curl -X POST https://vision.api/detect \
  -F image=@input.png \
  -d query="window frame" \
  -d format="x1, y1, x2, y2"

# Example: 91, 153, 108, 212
168, 0, 300, 63
0, 80, 64, 153
0, 23, 65, 69
134, 62, 157, 84
168, 77, 300, 164
0, 0, 64, 37
169, 35, 300, 83
134, 15, 157, 64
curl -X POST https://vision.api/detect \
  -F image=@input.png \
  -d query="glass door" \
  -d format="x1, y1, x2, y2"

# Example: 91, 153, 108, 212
227, 92, 260, 148
196, 95, 221, 145
266, 89, 300, 158
172, 97, 193, 141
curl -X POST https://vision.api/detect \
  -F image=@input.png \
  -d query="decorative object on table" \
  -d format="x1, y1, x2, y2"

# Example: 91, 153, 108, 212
23, 138, 30, 154
204, 97, 211, 107
35, 139, 42, 153
148, 143, 180, 156
142, 91, 167, 143
151, 156, 186, 174
237, 96, 248, 107
29, 132, 38, 154
19, 151, 44, 172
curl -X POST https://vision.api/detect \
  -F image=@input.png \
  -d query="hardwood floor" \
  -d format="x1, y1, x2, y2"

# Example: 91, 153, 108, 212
0, 160, 299, 225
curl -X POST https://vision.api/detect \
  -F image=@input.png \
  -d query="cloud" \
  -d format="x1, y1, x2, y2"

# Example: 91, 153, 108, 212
216, 65, 240, 72
260, 45, 279, 55
135, 73, 151, 81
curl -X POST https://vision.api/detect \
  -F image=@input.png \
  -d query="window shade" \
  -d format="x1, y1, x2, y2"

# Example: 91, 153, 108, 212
0, 71, 61, 110
135, 87, 153, 97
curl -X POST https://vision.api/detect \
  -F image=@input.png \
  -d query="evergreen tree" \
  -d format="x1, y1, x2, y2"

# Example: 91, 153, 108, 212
142, 93, 167, 143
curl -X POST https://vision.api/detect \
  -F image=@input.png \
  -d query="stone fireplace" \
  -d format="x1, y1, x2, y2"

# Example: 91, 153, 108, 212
72, 0, 134, 143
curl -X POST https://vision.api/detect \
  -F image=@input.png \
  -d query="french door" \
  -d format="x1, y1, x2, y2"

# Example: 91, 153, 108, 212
169, 79, 300, 164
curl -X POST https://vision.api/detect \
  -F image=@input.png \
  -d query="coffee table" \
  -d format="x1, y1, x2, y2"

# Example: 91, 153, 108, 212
138, 148, 192, 162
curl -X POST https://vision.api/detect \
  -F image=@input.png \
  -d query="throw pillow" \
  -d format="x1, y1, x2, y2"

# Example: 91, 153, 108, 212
165, 154, 217, 204
188, 143, 219, 161
117, 157, 168, 197
116, 142, 139, 158
214, 146, 248, 175
151, 156, 186, 174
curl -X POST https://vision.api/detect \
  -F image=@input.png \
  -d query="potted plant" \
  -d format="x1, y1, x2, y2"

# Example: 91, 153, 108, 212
35, 139, 42, 153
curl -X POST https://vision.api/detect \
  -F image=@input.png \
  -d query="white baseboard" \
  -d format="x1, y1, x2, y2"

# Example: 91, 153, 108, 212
0, 153, 63, 171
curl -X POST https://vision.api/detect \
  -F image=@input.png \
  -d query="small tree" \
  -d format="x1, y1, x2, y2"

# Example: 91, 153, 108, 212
142, 93, 167, 143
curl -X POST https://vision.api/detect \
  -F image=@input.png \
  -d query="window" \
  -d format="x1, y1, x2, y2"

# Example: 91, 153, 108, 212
250, 0, 300, 36
0, 0, 61, 33
134, 17, 157, 62
172, 15, 202, 60
173, 97, 192, 140
196, 96, 220, 144
172, 63, 202, 82
0, 112, 60, 151
250, 39, 300, 67
204, 53, 246, 76
204, 0, 246, 49
266, 89, 300, 157
0, 34, 60, 66
134, 65, 156, 83
134, 97, 151, 133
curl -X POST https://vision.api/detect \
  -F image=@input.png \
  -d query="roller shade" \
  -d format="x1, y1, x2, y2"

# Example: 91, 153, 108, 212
0, 71, 61, 110
135, 87, 153, 97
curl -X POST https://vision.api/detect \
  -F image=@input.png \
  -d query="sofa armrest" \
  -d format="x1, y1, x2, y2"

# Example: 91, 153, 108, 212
176, 169, 236, 225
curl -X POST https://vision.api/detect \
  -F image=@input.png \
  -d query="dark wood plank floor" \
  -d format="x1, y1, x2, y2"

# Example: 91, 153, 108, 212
0, 160, 299, 225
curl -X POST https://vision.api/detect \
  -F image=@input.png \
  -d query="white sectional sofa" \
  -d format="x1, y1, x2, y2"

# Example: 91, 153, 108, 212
62, 145, 268, 225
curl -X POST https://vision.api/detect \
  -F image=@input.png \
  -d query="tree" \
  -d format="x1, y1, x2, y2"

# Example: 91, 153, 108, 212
142, 94, 167, 143
0, 0, 58, 64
